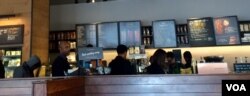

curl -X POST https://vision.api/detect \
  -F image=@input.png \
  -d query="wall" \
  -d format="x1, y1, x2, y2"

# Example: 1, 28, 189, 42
50, 0, 250, 71
0, 0, 31, 62
50, 0, 250, 30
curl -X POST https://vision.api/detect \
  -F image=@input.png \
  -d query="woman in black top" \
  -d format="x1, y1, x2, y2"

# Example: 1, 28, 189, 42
146, 49, 168, 74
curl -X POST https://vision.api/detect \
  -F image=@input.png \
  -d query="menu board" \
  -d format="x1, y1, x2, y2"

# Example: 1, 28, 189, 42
119, 21, 141, 46
213, 16, 241, 45
98, 22, 119, 49
0, 25, 24, 45
76, 24, 97, 47
153, 20, 177, 47
188, 17, 216, 46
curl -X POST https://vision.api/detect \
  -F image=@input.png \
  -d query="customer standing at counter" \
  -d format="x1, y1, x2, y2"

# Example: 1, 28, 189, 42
109, 44, 136, 75
181, 51, 193, 74
146, 49, 168, 74
0, 51, 5, 78
52, 41, 71, 76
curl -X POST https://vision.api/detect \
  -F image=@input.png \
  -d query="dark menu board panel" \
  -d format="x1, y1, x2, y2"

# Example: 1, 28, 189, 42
213, 16, 241, 45
98, 22, 119, 49
119, 21, 141, 46
188, 17, 216, 46
0, 25, 24, 45
76, 24, 97, 47
153, 20, 177, 47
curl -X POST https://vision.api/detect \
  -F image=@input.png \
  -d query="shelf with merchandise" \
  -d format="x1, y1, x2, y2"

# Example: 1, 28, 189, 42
49, 30, 77, 53
141, 26, 154, 48
239, 21, 250, 45
176, 24, 190, 47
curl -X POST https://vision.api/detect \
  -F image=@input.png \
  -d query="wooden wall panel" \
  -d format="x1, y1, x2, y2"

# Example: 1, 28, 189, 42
46, 77, 85, 96
31, 0, 49, 70
0, 0, 31, 62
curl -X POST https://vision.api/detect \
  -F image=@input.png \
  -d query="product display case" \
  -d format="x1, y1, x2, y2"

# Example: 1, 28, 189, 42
2, 48, 22, 78
239, 21, 250, 44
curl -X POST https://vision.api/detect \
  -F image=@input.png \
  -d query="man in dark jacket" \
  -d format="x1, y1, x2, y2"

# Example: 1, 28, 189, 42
0, 51, 5, 78
52, 41, 71, 76
108, 44, 136, 75
13, 55, 41, 78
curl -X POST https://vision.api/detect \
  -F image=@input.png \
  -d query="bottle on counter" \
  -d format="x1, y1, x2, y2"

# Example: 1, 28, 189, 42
200, 57, 205, 63
235, 57, 238, 63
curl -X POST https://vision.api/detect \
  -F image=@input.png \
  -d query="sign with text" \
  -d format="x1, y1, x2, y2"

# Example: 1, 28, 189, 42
0, 25, 24, 45
119, 21, 141, 46
76, 24, 97, 47
98, 22, 119, 49
222, 80, 250, 96
153, 20, 177, 48
78, 47, 103, 60
234, 63, 250, 73
188, 17, 216, 46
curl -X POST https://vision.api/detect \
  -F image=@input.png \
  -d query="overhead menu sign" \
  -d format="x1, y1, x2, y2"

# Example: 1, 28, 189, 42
213, 16, 241, 45
0, 25, 24, 45
188, 17, 216, 46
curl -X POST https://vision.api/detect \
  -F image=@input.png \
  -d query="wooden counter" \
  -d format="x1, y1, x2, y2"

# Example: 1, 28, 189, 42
83, 74, 250, 96
0, 74, 250, 96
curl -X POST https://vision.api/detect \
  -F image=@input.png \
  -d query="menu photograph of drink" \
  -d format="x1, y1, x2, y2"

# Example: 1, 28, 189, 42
188, 17, 216, 46
98, 22, 119, 48
76, 24, 97, 47
119, 21, 141, 46
213, 16, 241, 45
153, 20, 177, 47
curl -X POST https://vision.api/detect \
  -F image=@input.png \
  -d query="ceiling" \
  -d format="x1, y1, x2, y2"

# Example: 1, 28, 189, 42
50, 0, 115, 5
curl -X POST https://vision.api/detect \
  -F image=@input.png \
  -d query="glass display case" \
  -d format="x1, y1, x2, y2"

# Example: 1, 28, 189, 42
1, 48, 22, 78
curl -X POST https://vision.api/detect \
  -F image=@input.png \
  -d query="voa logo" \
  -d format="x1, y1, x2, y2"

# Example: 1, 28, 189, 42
226, 84, 246, 91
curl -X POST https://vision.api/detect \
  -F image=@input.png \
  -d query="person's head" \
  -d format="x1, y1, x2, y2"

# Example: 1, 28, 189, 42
116, 44, 128, 58
183, 51, 192, 63
166, 51, 175, 63
59, 41, 70, 56
26, 55, 41, 70
150, 49, 167, 67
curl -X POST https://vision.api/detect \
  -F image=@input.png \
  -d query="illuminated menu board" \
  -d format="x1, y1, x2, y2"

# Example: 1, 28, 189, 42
153, 20, 177, 47
0, 25, 24, 45
98, 22, 119, 49
188, 17, 216, 46
213, 16, 241, 45
119, 21, 141, 46
76, 24, 97, 47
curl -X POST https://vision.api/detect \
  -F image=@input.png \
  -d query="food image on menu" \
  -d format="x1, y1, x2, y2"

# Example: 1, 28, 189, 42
213, 16, 241, 45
